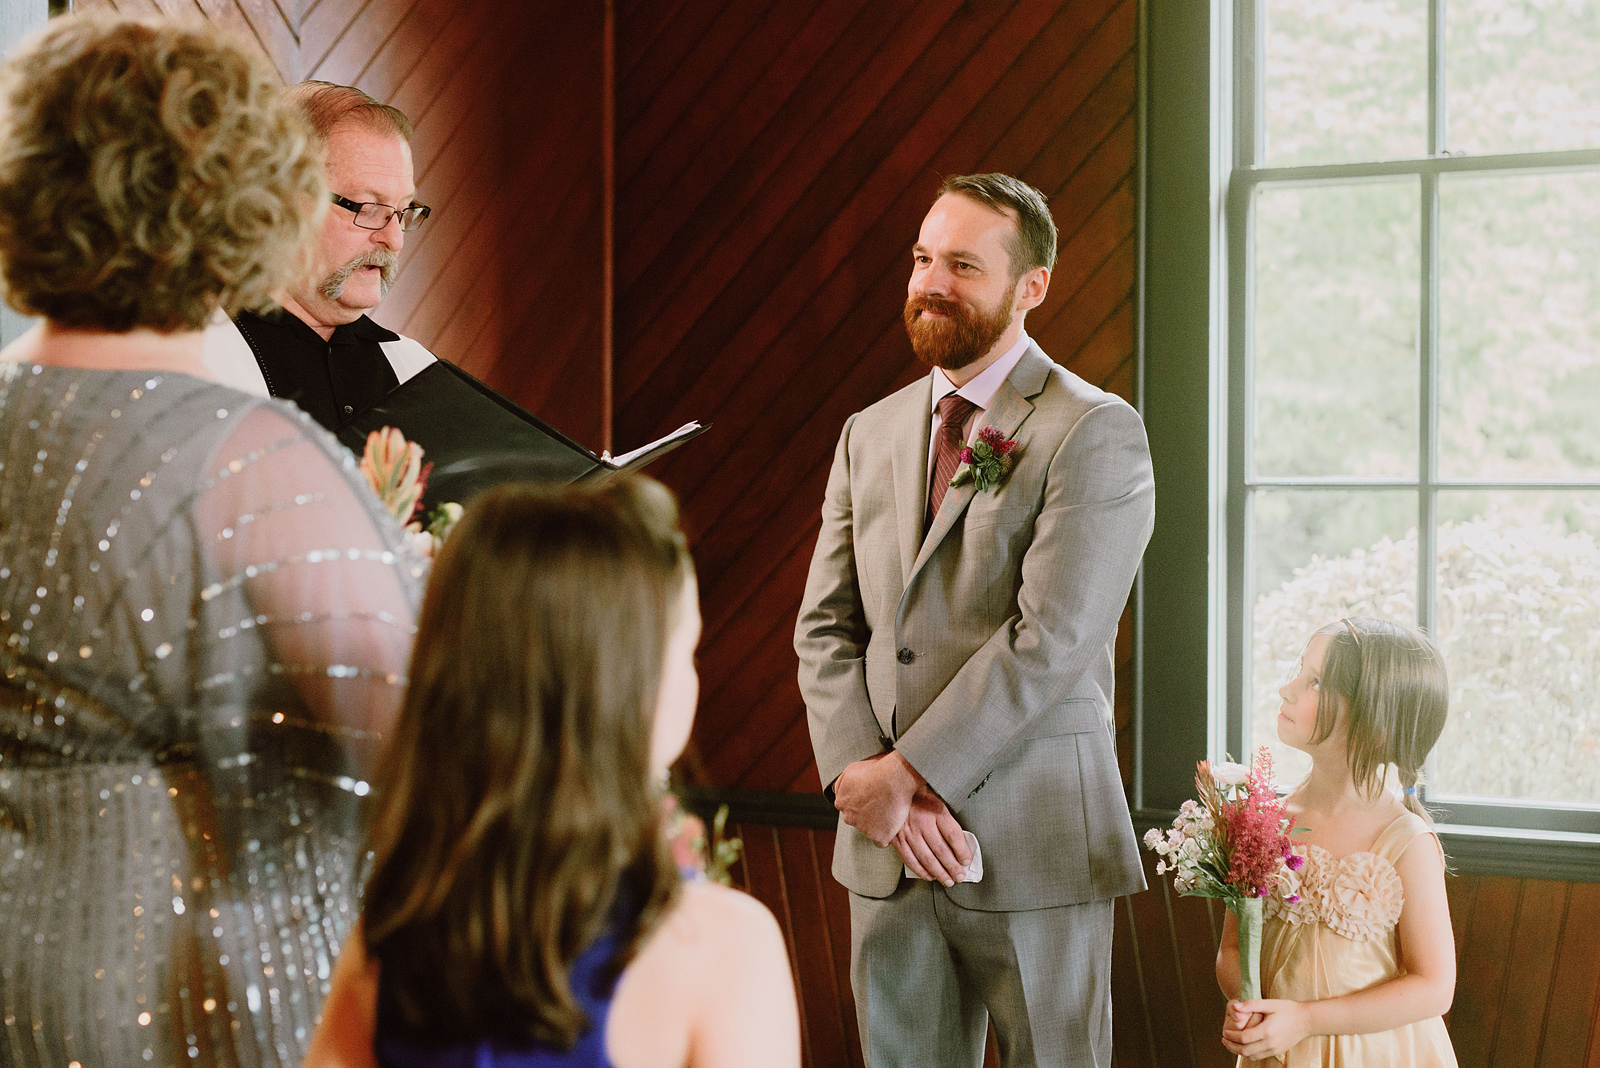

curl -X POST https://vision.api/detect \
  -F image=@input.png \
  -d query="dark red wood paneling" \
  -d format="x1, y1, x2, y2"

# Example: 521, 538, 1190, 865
79, 0, 297, 79
610, 0, 1142, 802
302, 0, 607, 448
86, 0, 610, 449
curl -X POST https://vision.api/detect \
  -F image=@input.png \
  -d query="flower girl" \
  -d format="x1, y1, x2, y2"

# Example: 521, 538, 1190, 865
1219, 617, 1459, 1067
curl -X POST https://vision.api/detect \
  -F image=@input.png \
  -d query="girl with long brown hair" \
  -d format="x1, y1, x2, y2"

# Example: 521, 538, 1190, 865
306, 477, 799, 1068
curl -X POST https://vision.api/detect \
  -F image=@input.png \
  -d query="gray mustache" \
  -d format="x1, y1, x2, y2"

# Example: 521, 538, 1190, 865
321, 250, 400, 300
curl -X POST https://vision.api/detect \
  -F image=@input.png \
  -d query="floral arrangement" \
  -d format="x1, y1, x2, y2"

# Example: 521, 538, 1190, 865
662, 793, 743, 887
359, 427, 462, 557
1142, 747, 1301, 1000
949, 426, 1018, 493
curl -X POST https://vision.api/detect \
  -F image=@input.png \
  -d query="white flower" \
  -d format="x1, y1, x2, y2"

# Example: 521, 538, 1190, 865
1211, 761, 1251, 787
407, 529, 437, 558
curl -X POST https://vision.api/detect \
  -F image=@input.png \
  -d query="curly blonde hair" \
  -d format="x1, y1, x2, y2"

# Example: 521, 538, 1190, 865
0, 15, 326, 332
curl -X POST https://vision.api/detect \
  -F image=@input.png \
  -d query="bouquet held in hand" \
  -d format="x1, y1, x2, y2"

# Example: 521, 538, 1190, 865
1142, 747, 1302, 1001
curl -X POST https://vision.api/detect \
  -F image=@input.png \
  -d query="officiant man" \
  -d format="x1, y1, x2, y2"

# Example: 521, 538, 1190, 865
796, 173, 1154, 1067
203, 81, 437, 432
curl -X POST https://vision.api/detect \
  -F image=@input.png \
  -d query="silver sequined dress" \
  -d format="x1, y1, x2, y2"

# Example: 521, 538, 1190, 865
0, 364, 423, 1068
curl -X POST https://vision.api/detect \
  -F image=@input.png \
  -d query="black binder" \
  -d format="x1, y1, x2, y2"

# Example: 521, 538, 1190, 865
334, 360, 706, 508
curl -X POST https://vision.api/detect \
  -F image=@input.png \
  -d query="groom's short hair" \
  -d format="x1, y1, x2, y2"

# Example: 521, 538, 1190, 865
937, 173, 1058, 280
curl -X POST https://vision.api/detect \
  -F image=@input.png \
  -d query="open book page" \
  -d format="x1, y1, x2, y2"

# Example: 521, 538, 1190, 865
602, 422, 708, 471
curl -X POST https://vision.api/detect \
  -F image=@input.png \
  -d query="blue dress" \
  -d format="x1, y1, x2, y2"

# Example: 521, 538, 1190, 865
373, 926, 628, 1068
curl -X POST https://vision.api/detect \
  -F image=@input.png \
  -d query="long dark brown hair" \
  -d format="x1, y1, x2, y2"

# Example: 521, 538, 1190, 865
1311, 616, 1449, 823
362, 476, 691, 1047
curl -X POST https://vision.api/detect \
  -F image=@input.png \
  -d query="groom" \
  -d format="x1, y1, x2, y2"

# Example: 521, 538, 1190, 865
796, 173, 1154, 1067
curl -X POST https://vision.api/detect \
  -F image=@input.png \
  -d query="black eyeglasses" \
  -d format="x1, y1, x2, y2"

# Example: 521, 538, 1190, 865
330, 193, 431, 232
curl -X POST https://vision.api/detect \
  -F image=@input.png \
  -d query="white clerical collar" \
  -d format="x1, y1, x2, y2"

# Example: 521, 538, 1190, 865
929, 332, 1032, 413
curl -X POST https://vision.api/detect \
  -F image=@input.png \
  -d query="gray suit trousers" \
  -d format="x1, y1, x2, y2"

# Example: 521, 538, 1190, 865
849, 881, 1112, 1068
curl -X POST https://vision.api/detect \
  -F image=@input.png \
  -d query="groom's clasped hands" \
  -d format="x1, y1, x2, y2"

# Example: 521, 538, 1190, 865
833, 751, 975, 886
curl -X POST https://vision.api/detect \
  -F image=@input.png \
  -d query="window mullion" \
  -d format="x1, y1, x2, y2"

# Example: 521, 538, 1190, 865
1226, 185, 1252, 764
1428, 0, 1447, 156
1418, 167, 1442, 809
1422, 0, 1444, 641
1224, 0, 1261, 764
1419, 173, 1440, 639
1235, 0, 1262, 168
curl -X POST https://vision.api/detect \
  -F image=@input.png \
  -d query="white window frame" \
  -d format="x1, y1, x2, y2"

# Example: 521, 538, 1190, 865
1223, 0, 1600, 861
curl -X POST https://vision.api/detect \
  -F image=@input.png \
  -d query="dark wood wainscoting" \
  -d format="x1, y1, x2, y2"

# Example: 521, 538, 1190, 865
724, 821, 1600, 1068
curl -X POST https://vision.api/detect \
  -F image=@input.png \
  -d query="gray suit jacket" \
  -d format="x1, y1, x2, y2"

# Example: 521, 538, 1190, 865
795, 343, 1154, 911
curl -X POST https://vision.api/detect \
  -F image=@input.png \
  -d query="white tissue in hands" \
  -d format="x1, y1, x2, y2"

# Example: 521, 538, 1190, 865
903, 831, 983, 883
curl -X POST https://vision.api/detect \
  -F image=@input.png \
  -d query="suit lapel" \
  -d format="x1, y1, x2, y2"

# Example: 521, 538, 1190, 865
889, 375, 933, 588
904, 344, 1051, 585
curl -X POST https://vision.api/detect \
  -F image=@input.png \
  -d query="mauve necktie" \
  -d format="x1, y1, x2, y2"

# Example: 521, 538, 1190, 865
928, 394, 978, 526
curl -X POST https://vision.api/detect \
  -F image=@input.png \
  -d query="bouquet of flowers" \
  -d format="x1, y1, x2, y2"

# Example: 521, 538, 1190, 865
360, 426, 462, 557
1142, 747, 1302, 1001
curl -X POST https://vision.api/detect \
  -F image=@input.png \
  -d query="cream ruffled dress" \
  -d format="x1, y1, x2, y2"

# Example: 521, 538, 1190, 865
1239, 811, 1459, 1068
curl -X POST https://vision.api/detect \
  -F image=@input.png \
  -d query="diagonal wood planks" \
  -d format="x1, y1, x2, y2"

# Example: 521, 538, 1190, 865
610, 0, 1142, 794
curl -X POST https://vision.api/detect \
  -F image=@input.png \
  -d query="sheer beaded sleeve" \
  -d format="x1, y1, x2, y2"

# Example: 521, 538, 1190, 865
191, 404, 422, 775
0, 365, 422, 1068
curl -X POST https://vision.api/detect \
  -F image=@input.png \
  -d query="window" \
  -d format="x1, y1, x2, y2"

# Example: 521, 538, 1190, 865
1227, 0, 1600, 836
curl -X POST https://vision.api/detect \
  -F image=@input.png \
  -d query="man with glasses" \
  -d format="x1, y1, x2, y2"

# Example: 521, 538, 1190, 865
204, 82, 438, 433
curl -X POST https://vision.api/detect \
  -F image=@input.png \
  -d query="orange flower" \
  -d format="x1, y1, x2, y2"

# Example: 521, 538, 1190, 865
360, 426, 430, 526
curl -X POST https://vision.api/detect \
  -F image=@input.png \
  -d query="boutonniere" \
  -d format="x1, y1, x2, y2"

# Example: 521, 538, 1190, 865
360, 426, 463, 558
949, 426, 1019, 493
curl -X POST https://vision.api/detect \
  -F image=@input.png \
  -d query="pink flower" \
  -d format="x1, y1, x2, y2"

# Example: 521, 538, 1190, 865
660, 793, 708, 879
959, 447, 976, 464
1286, 852, 1305, 871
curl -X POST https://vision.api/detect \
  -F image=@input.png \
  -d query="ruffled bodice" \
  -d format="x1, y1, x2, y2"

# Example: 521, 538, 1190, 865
1266, 833, 1406, 943
1240, 811, 1458, 1068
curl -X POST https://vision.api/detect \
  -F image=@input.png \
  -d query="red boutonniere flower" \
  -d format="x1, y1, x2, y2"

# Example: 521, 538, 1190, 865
949, 426, 1019, 493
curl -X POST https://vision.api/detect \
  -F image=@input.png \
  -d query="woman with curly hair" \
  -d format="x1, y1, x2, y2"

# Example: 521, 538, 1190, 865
0, 15, 421, 1067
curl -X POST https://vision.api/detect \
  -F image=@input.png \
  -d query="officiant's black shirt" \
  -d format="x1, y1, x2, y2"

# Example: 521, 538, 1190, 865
233, 308, 401, 433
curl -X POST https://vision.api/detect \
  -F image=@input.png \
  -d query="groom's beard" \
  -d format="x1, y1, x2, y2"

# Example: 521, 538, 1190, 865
903, 288, 1014, 372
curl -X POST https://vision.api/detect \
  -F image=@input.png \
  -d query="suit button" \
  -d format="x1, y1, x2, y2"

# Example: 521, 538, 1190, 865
342, 404, 355, 415
897, 647, 915, 664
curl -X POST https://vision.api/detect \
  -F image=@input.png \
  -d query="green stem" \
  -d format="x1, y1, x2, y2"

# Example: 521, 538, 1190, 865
1229, 895, 1265, 1002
